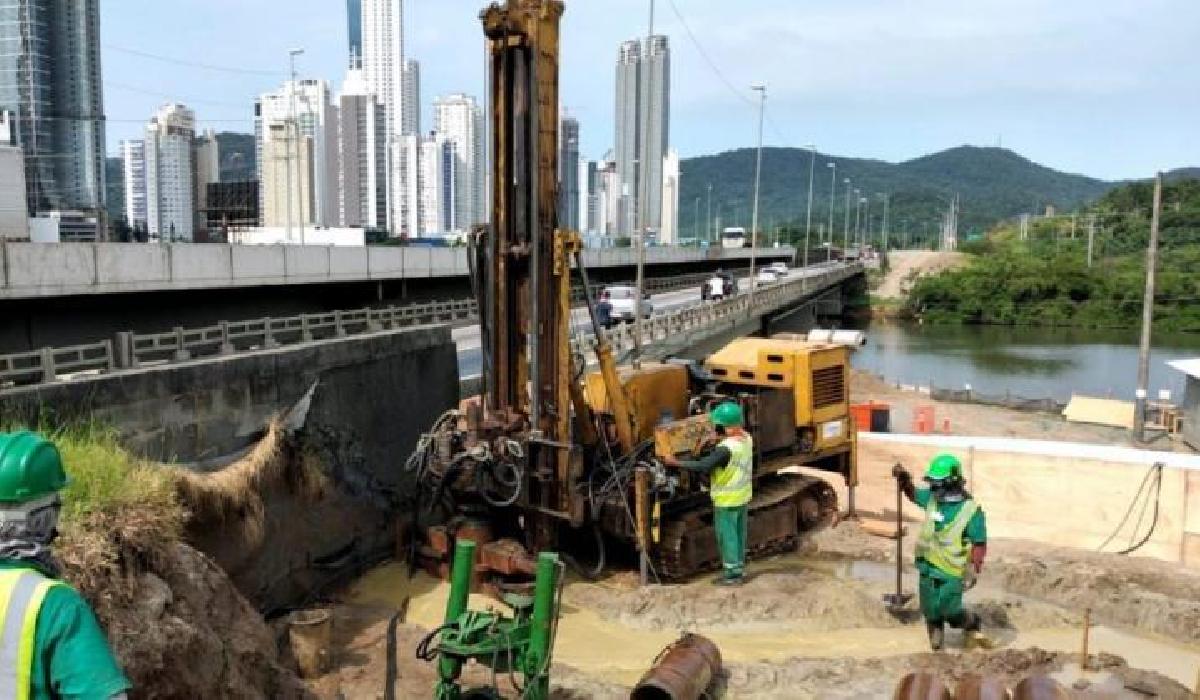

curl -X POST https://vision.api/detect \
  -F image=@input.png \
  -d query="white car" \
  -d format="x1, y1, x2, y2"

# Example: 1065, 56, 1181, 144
767, 262, 789, 275
601, 285, 654, 327
755, 268, 781, 285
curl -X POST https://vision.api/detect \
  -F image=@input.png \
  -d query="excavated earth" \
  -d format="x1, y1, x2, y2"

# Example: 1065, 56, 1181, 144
311, 523, 1200, 699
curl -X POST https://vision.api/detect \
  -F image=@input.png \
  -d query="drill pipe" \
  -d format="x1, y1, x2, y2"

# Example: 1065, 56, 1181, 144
630, 633, 722, 700
893, 672, 951, 700
955, 674, 1011, 700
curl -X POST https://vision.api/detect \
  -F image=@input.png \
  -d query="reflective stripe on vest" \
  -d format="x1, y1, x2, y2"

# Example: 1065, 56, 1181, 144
0, 569, 61, 700
914, 498, 979, 579
711, 435, 753, 508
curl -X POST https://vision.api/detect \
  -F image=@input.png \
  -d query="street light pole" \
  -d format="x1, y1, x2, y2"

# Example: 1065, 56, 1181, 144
287, 48, 305, 245
804, 144, 816, 269
749, 84, 767, 302
1134, 172, 1163, 443
854, 190, 862, 251
843, 178, 852, 252
826, 163, 836, 262
706, 183, 713, 242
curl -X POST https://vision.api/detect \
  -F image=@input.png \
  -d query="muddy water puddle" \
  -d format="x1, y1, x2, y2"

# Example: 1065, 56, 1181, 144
346, 560, 1200, 688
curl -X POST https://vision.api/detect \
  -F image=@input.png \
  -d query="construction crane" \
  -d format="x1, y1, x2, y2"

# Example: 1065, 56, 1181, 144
407, 0, 856, 591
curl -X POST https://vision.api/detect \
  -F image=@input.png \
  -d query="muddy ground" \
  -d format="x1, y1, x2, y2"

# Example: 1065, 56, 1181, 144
308, 524, 1200, 699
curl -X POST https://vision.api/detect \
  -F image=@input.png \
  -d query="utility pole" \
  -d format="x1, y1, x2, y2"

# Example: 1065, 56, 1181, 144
706, 183, 713, 242
749, 84, 767, 302
1087, 213, 1096, 268
881, 193, 890, 255
843, 179, 852, 252
804, 144, 816, 269
853, 191, 862, 251
287, 48, 305, 245
862, 195, 871, 250
1134, 172, 1163, 443
826, 163, 837, 262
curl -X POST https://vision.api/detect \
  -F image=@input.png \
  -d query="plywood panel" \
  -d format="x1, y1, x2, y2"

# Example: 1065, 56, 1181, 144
1186, 472, 1200, 535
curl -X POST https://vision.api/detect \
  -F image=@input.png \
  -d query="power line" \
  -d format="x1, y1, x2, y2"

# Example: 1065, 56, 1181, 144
662, 0, 754, 108
106, 81, 252, 109
105, 44, 281, 77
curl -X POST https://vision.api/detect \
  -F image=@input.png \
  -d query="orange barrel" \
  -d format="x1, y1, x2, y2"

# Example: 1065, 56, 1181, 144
955, 674, 1011, 700
892, 672, 951, 700
850, 403, 874, 432
631, 633, 722, 700
1012, 676, 1069, 699
913, 405, 935, 434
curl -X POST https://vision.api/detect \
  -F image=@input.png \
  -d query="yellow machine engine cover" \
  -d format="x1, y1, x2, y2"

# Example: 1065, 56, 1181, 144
653, 414, 714, 460
704, 338, 850, 450
583, 363, 689, 442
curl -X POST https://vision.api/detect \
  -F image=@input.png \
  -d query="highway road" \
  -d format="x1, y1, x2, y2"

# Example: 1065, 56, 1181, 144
454, 262, 842, 377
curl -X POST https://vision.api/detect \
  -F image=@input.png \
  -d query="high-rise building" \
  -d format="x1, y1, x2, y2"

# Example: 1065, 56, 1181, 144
595, 154, 620, 238
417, 132, 454, 235
336, 68, 387, 230
614, 40, 641, 238
402, 60, 420, 136
262, 122, 315, 233
145, 104, 196, 241
559, 115, 580, 231
660, 149, 680, 245
0, 0, 106, 239
255, 79, 336, 228
400, 132, 421, 238
194, 130, 220, 237
613, 35, 670, 239
583, 160, 599, 233
361, 0, 408, 236
0, 142, 28, 240
347, 0, 363, 68
433, 94, 484, 233
121, 140, 147, 233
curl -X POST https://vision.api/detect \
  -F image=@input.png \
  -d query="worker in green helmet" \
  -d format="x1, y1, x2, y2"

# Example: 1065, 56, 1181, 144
893, 454, 990, 651
0, 431, 131, 699
662, 402, 753, 586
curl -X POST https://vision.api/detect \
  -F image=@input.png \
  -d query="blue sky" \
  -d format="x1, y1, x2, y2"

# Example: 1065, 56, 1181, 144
101, 0, 1199, 181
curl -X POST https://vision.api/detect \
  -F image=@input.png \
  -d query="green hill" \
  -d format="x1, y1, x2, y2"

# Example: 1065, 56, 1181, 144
679, 145, 1113, 246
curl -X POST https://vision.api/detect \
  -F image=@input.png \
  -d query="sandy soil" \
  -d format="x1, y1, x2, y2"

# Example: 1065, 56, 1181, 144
306, 523, 1200, 699
875, 251, 967, 300
852, 369, 1136, 444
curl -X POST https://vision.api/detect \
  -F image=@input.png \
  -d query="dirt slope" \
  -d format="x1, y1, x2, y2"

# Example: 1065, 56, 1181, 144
877, 250, 967, 299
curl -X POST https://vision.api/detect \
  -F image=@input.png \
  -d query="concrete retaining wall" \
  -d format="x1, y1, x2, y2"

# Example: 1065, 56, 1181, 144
0, 242, 793, 299
850, 433, 1200, 570
0, 325, 461, 610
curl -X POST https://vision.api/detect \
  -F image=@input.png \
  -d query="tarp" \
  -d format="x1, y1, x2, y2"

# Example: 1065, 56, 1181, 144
1061, 395, 1135, 430
1167, 358, 1200, 380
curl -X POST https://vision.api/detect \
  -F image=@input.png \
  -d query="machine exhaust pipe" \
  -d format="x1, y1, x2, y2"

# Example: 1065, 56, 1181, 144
630, 633, 722, 700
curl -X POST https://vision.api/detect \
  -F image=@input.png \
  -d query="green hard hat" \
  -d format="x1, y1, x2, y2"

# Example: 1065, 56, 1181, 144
925, 453, 962, 481
0, 432, 68, 503
709, 402, 744, 428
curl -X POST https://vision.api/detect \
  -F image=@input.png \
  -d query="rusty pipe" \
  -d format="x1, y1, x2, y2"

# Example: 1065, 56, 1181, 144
893, 673, 951, 700
1011, 676, 1069, 700
631, 633, 722, 700
955, 675, 1011, 700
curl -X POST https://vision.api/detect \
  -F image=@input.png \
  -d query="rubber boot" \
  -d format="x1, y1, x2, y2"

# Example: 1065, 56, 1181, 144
961, 612, 993, 650
926, 621, 945, 651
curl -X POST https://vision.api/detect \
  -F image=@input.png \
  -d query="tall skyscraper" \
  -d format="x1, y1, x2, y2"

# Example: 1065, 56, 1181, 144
336, 68, 387, 229
361, 0, 409, 236
121, 140, 147, 232
559, 115, 580, 231
613, 34, 670, 239
402, 60, 420, 136
614, 40, 641, 238
347, 0, 363, 68
0, 0, 106, 239
660, 149, 680, 244
417, 132, 454, 235
144, 104, 196, 241
262, 121, 315, 233
193, 130, 220, 237
433, 94, 484, 233
583, 160, 599, 233
255, 79, 336, 228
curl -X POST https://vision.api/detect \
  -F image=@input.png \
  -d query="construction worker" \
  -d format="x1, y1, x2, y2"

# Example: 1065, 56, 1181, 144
0, 431, 131, 698
662, 402, 753, 586
893, 454, 989, 651
596, 290, 614, 329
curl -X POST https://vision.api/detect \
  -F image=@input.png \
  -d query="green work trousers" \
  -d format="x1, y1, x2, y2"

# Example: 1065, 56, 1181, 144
919, 571, 965, 624
714, 505, 748, 579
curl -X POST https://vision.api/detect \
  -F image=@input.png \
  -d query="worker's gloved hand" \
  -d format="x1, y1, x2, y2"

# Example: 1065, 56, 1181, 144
962, 568, 978, 591
971, 544, 987, 574
891, 464, 912, 483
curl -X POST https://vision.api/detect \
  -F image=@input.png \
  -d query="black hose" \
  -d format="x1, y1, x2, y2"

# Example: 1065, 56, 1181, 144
1116, 463, 1164, 556
414, 623, 454, 662
477, 460, 523, 508
384, 608, 403, 700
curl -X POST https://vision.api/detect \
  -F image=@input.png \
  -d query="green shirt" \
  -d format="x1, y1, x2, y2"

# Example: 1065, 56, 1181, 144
912, 488, 987, 580
0, 560, 131, 699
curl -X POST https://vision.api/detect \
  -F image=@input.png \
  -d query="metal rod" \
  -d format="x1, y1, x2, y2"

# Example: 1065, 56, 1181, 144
1080, 607, 1091, 671
749, 84, 766, 302
1134, 172, 1162, 443
636, 466, 650, 586
529, 49, 542, 431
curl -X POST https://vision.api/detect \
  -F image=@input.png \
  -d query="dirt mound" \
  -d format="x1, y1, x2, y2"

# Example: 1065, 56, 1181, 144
875, 250, 967, 300
721, 649, 1192, 699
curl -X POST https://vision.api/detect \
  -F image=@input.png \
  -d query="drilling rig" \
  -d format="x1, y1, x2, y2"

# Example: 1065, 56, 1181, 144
408, 0, 856, 589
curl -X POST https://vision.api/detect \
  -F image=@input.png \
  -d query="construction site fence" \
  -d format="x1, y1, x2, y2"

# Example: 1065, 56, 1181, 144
871, 372, 1069, 414
1, 264, 859, 390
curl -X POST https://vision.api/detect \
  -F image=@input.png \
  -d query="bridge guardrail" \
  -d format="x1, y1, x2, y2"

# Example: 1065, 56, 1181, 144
1, 263, 860, 390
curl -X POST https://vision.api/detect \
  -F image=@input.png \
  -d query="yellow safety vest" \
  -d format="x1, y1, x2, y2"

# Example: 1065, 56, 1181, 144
0, 568, 62, 700
711, 435, 753, 508
914, 498, 979, 579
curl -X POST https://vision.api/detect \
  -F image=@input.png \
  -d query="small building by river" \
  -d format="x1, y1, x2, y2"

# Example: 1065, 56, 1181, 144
1168, 359, 1200, 450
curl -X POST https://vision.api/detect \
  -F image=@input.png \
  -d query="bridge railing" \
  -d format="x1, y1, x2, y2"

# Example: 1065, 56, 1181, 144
1, 263, 860, 390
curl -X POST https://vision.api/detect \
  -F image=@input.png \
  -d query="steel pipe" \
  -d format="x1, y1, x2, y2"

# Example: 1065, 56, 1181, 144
631, 633, 722, 700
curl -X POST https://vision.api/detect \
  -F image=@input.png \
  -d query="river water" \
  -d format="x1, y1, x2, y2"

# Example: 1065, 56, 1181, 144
850, 321, 1200, 402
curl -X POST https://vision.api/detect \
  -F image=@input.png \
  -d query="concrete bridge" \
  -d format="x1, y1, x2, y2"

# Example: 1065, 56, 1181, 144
0, 242, 794, 353
0, 259, 864, 610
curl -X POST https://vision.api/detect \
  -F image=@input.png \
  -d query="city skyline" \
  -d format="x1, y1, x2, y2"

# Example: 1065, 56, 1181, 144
95, 0, 1199, 181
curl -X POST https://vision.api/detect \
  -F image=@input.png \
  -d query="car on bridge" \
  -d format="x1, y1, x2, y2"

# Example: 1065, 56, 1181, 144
601, 285, 654, 327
